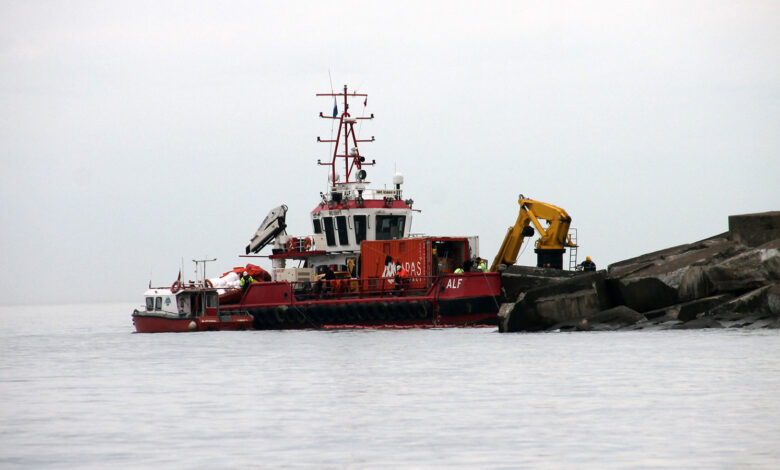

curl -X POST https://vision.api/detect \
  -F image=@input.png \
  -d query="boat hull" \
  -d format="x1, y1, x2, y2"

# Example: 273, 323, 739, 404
135, 268, 501, 332
132, 311, 253, 333
219, 272, 501, 330
244, 295, 499, 330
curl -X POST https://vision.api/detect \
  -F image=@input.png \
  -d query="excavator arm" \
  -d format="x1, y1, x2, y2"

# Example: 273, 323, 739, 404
489, 195, 576, 272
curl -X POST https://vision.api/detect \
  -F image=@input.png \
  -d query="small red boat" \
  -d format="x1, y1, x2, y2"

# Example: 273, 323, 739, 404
133, 85, 500, 332
132, 281, 253, 333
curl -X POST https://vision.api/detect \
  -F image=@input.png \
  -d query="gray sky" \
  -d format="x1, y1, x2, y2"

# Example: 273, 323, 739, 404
1, 1, 778, 305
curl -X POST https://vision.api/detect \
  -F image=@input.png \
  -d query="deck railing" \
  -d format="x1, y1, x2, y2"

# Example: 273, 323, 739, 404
290, 275, 435, 301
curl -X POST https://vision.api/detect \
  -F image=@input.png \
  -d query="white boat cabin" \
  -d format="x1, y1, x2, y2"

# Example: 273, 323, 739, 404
143, 288, 217, 317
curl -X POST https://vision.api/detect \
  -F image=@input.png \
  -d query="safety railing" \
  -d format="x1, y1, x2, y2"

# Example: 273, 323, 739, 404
290, 275, 437, 301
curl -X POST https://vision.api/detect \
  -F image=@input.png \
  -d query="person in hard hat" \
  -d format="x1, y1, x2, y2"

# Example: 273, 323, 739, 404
477, 258, 488, 273
240, 271, 255, 292
394, 261, 410, 293
580, 256, 596, 272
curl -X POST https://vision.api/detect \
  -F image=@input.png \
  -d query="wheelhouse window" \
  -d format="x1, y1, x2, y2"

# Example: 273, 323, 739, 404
155, 297, 162, 310
336, 216, 349, 245
146, 297, 154, 311
313, 219, 322, 234
323, 217, 336, 246
206, 294, 217, 308
376, 215, 406, 240
354, 215, 367, 245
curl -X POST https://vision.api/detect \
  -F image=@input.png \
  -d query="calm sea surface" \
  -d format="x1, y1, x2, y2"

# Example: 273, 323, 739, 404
1, 303, 779, 469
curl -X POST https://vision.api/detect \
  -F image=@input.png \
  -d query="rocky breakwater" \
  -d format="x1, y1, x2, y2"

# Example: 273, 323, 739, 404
498, 211, 780, 332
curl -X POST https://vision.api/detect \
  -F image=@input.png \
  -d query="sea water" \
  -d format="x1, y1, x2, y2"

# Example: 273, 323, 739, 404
1, 303, 779, 469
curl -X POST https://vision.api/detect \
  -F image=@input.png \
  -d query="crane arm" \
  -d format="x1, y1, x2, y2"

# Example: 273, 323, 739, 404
245, 205, 288, 254
489, 196, 576, 272
522, 200, 574, 251
489, 205, 533, 272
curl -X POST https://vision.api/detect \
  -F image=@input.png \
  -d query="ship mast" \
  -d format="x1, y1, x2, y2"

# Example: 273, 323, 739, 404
316, 85, 375, 185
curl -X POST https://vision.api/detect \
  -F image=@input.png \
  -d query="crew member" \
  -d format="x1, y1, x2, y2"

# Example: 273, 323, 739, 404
454, 263, 465, 274
580, 256, 596, 272
314, 265, 336, 296
325, 265, 337, 294
477, 258, 487, 272
240, 271, 255, 292
395, 262, 410, 292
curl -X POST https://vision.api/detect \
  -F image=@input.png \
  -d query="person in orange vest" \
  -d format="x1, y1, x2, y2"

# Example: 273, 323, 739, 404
394, 261, 410, 293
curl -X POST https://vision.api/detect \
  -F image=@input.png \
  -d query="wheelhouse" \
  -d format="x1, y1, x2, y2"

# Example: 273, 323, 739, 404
143, 288, 218, 317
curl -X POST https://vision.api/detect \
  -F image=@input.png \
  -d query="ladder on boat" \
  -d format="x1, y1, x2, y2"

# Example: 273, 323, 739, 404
568, 228, 578, 271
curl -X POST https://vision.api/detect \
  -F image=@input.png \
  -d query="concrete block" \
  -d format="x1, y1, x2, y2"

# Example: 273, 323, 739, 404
576, 306, 646, 331
729, 211, 780, 247
499, 265, 577, 302
607, 237, 742, 312
673, 294, 735, 322
672, 317, 724, 329
707, 283, 780, 319
705, 239, 780, 294
497, 303, 515, 333
501, 271, 612, 331
679, 266, 715, 301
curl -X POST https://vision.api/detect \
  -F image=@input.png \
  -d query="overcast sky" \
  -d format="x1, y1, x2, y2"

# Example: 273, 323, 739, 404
1, 1, 778, 305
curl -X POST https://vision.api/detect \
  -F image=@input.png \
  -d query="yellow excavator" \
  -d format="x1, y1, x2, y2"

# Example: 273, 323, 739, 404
489, 194, 577, 272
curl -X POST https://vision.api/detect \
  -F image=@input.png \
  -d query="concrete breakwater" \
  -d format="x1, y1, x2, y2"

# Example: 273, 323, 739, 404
498, 211, 780, 332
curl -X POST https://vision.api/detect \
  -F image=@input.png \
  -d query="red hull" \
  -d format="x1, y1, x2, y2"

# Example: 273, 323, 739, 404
132, 312, 253, 333
218, 272, 501, 330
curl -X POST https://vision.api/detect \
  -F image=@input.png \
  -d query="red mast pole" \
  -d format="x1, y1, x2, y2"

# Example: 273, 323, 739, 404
316, 85, 375, 185
343, 85, 349, 183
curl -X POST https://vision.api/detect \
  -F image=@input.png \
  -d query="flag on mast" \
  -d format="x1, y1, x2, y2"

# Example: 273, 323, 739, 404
332, 97, 338, 117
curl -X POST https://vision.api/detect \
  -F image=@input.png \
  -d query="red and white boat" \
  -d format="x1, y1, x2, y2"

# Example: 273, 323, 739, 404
132, 285, 253, 333
132, 261, 255, 333
133, 85, 500, 332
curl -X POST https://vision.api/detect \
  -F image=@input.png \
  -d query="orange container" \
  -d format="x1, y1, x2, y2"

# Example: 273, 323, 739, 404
360, 237, 471, 291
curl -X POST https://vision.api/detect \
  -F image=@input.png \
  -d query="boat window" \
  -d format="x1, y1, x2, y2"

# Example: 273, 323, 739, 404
323, 217, 336, 246
146, 297, 154, 311
206, 294, 217, 308
354, 215, 367, 245
336, 216, 349, 245
376, 215, 406, 240
155, 297, 162, 310
313, 219, 322, 234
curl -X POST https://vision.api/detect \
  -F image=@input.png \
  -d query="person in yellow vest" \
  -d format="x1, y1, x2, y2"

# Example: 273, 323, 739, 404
240, 271, 255, 292
457, 259, 473, 273
477, 258, 487, 272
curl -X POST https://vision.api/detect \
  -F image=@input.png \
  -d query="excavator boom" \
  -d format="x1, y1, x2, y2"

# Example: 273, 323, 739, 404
489, 196, 576, 272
